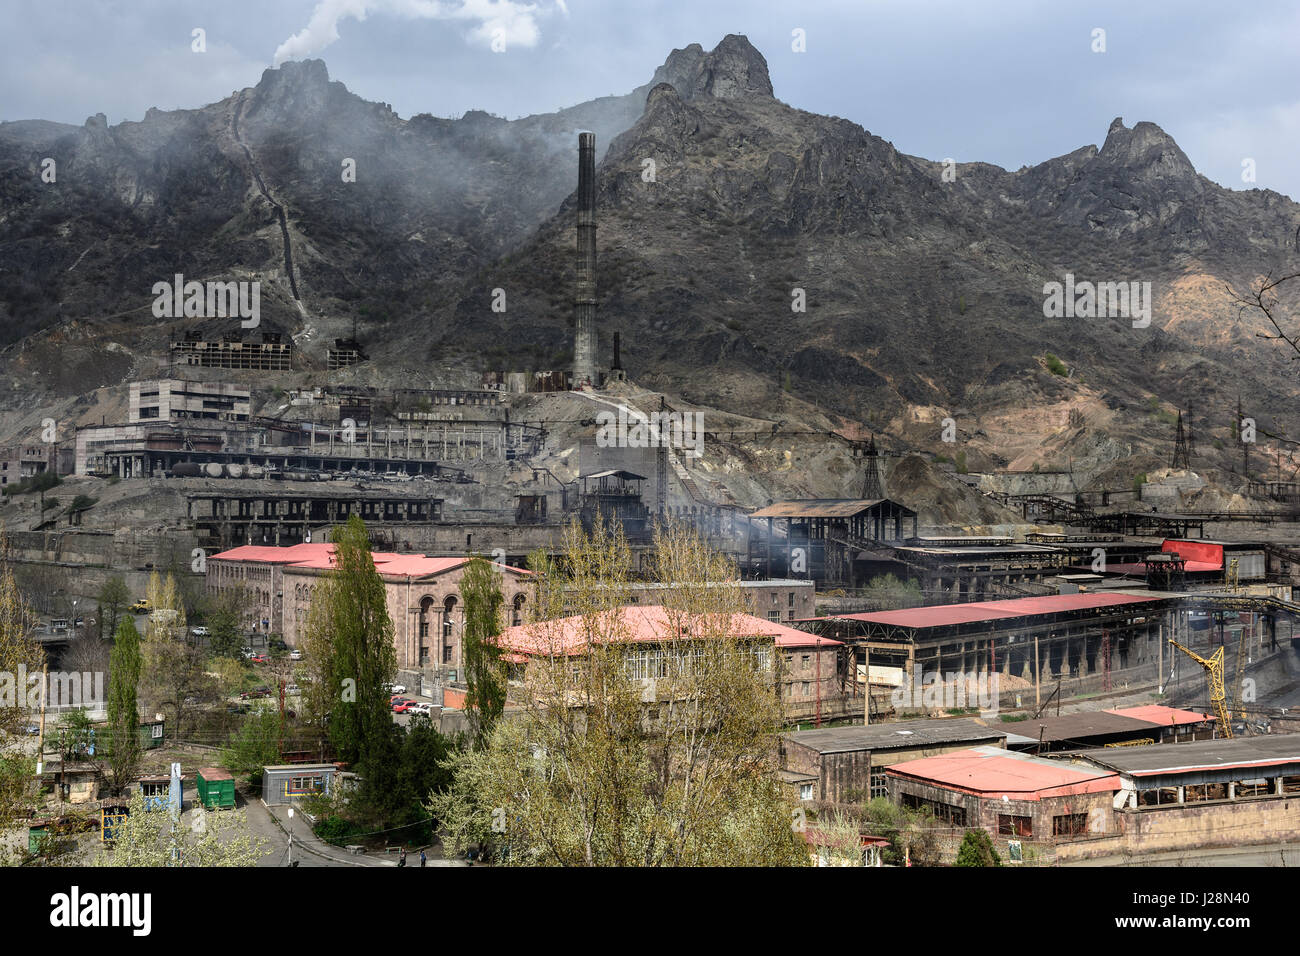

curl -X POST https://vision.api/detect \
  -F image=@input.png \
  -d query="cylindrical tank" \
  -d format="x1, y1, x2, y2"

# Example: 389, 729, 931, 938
225, 463, 245, 479
203, 463, 224, 478
245, 465, 265, 480
171, 463, 203, 478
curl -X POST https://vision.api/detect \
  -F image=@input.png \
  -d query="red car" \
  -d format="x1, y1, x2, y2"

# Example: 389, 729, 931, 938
391, 698, 416, 712
250, 655, 269, 665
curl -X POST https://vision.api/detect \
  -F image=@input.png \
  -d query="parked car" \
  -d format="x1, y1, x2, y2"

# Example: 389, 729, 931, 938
130, 599, 151, 613
289, 649, 302, 661
411, 702, 433, 717
284, 684, 300, 696
393, 700, 419, 714
250, 655, 269, 665
269, 639, 288, 651
191, 626, 210, 637
24, 722, 39, 736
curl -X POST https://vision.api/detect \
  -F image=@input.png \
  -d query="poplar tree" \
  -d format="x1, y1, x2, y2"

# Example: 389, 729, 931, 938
106, 615, 142, 793
461, 556, 506, 747
302, 515, 396, 766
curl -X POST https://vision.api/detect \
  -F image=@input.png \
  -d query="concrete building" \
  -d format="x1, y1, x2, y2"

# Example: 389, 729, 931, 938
206, 542, 533, 673
0, 443, 57, 486
623, 579, 816, 623
779, 718, 1008, 805
493, 604, 854, 720
885, 745, 1120, 836
129, 379, 251, 423
747, 499, 919, 587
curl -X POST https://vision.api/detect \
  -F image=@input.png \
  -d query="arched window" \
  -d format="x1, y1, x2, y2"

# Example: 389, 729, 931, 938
443, 596, 458, 641
512, 593, 526, 627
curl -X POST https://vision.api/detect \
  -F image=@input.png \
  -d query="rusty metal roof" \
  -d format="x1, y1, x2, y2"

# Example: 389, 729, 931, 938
783, 718, 1005, 754
750, 499, 914, 519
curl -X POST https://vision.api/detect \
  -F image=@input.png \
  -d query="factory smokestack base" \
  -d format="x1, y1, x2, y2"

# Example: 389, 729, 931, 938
572, 131, 599, 387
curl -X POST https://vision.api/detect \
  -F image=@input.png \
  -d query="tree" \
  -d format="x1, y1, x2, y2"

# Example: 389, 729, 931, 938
301, 515, 396, 767
955, 828, 1002, 867
429, 519, 808, 866
221, 709, 283, 789
94, 788, 268, 867
203, 582, 250, 659
62, 622, 111, 676
461, 556, 506, 746
97, 575, 130, 642
0, 536, 44, 843
53, 709, 97, 762
106, 615, 143, 793
142, 572, 209, 738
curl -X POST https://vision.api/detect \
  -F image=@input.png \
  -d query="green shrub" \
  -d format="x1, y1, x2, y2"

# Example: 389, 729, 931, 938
1044, 353, 1068, 376
955, 828, 1002, 867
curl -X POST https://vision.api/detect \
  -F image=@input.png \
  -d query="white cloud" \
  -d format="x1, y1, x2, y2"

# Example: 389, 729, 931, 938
272, 0, 551, 65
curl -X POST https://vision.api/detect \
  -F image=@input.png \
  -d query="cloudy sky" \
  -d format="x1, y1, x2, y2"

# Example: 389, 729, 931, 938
3, 0, 1298, 198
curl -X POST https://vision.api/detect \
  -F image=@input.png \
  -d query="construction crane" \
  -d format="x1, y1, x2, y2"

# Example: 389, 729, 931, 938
1168, 639, 1233, 738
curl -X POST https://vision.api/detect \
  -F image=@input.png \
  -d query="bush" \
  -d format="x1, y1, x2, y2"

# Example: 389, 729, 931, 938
955, 829, 1002, 867
314, 815, 366, 846
1044, 353, 1068, 377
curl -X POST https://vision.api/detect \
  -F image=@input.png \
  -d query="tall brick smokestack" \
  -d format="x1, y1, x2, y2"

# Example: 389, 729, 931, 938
572, 131, 598, 387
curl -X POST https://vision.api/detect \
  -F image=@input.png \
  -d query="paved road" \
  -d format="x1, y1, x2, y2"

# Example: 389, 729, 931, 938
243, 796, 467, 868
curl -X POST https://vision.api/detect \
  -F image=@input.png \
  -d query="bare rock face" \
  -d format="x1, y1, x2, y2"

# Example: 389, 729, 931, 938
651, 34, 774, 101
2, 35, 1299, 487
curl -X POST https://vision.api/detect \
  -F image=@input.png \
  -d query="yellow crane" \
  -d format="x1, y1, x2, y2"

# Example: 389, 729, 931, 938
1168, 639, 1233, 738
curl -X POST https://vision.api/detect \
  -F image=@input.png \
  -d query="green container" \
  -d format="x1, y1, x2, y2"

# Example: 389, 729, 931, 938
196, 768, 235, 809
28, 827, 48, 854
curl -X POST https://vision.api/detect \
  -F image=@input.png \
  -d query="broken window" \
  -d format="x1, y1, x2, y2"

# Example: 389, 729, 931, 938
998, 814, 1032, 838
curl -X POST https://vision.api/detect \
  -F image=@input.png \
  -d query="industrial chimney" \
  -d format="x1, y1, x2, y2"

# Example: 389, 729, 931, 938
572, 131, 599, 387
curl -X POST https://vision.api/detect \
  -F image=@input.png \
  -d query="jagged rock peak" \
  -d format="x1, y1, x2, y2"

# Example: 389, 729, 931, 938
1099, 116, 1195, 176
84, 112, 108, 129
258, 58, 331, 90
651, 34, 773, 101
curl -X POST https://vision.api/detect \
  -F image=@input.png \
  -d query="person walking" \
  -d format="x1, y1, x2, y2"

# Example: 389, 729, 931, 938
420, 850, 427, 867
399, 847, 407, 867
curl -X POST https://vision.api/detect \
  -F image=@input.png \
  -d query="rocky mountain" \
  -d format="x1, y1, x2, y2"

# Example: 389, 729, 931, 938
2, 34, 1298, 488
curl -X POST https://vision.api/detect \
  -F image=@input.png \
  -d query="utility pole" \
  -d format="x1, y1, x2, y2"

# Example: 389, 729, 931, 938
863, 644, 870, 726
1033, 633, 1040, 711
36, 663, 48, 777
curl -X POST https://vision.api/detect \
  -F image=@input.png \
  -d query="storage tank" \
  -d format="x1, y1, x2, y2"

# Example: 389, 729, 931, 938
244, 465, 265, 480
203, 463, 224, 478
171, 463, 203, 478
225, 463, 245, 479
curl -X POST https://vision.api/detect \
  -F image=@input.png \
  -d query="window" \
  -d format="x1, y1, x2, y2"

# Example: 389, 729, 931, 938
799, 783, 814, 801
997, 814, 1032, 838
1052, 813, 1087, 837
788, 592, 795, 607
801, 681, 810, 697
801, 655, 810, 666
512, 594, 526, 627
151, 724, 163, 739
869, 769, 888, 799
767, 611, 780, 622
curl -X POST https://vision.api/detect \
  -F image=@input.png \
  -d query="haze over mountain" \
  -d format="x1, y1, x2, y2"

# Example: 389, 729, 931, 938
2, 34, 1298, 486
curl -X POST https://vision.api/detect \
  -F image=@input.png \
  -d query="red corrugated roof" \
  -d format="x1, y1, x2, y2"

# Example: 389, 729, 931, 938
884, 746, 1119, 800
496, 605, 841, 658
210, 544, 530, 579
1106, 704, 1214, 727
825, 592, 1161, 629
1162, 539, 1224, 570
